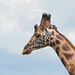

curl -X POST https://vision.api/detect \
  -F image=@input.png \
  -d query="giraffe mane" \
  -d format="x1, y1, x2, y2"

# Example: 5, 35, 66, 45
57, 30, 75, 50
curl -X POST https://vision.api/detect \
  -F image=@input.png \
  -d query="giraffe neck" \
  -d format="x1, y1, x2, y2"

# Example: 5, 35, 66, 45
50, 31, 75, 75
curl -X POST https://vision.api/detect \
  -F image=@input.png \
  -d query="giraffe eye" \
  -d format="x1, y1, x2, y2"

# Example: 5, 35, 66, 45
35, 33, 41, 38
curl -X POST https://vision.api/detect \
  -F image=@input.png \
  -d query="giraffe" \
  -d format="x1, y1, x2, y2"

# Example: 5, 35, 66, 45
22, 13, 75, 75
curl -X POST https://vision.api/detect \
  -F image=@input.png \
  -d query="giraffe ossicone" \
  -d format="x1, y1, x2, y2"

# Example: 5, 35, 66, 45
22, 13, 75, 75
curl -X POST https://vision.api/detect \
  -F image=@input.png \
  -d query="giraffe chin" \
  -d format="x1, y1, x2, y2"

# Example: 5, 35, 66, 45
22, 49, 32, 55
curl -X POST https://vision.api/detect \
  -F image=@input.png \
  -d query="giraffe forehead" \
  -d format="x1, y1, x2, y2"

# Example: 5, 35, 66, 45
35, 29, 46, 36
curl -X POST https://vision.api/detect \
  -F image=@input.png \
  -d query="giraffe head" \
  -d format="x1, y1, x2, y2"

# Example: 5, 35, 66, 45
22, 13, 57, 55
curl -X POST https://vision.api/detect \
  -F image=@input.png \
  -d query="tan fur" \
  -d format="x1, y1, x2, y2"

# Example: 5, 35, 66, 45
52, 29, 75, 75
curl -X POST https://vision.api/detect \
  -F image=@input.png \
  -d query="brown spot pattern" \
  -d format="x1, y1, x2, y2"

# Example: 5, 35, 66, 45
56, 47, 60, 56
46, 39, 49, 42
50, 37, 53, 40
53, 42, 55, 46
69, 64, 75, 75
51, 31, 54, 36
50, 42, 53, 47
56, 40, 60, 44
57, 31, 75, 50
52, 25, 57, 30
62, 43, 71, 51
63, 53, 74, 60
61, 57, 66, 67
49, 27, 51, 29
56, 35, 63, 40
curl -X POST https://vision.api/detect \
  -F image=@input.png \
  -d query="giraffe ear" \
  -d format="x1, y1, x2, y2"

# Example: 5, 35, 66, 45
40, 13, 51, 28
34, 24, 38, 29
34, 24, 39, 32
52, 25, 57, 30
45, 28, 52, 35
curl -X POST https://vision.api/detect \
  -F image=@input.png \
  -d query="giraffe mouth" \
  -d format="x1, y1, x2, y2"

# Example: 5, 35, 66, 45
22, 48, 32, 55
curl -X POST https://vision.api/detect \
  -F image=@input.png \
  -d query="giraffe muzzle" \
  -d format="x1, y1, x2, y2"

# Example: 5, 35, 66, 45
22, 43, 33, 55
22, 45, 33, 55
22, 49, 32, 55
